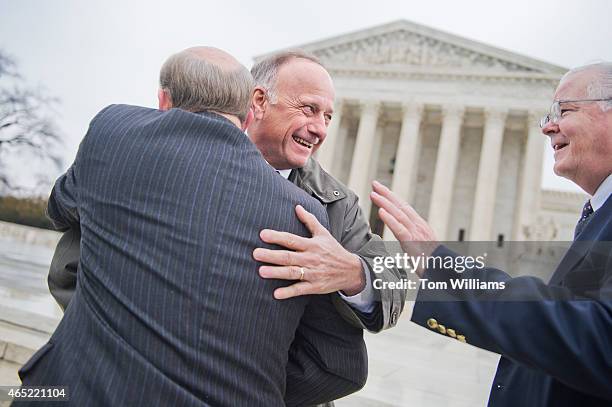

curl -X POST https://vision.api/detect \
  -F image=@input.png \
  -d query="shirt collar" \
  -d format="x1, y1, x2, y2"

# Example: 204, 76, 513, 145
276, 169, 292, 179
590, 173, 612, 212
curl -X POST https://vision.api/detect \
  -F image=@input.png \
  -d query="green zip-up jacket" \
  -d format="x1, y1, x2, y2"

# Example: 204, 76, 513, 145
290, 157, 407, 332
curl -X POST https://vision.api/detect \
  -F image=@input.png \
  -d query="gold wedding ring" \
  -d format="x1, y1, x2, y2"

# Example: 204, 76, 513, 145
299, 267, 305, 281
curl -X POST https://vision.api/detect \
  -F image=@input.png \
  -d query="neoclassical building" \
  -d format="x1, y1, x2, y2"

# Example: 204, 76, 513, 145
256, 20, 586, 241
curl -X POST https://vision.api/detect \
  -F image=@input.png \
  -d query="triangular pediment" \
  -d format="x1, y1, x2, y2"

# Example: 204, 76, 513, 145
255, 20, 567, 76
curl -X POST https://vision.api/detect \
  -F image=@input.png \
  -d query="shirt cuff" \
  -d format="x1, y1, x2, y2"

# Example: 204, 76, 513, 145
338, 258, 376, 314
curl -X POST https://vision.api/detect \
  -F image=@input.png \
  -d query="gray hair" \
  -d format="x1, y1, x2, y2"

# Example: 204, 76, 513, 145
251, 50, 323, 103
562, 61, 612, 112
159, 49, 253, 121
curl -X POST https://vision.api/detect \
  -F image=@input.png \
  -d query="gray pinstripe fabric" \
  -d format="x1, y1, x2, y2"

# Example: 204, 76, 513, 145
17, 105, 366, 406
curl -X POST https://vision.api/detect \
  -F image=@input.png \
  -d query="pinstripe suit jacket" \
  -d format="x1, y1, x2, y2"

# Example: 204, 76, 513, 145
17, 105, 366, 406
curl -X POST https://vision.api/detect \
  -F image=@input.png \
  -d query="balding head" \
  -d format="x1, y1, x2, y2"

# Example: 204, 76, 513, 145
183, 46, 241, 70
159, 46, 253, 123
560, 62, 612, 111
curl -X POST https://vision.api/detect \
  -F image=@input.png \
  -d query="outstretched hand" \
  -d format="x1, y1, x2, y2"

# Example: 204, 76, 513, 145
370, 181, 439, 276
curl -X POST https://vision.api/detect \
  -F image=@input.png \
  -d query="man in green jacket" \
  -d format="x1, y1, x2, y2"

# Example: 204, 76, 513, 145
249, 50, 406, 333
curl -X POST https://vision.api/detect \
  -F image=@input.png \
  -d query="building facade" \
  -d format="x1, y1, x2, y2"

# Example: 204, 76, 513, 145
256, 20, 586, 241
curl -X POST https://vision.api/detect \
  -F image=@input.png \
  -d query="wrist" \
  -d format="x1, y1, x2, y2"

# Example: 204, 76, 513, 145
341, 254, 366, 296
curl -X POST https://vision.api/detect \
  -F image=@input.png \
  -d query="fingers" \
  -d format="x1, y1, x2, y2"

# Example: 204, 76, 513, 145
372, 180, 423, 223
259, 229, 309, 251
371, 181, 437, 242
378, 207, 410, 241
259, 265, 304, 281
370, 190, 413, 231
400, 201, 426, 224
372, 180, 405, 209
253, 248, 304, 266
295, 205, 326, 236
273, 281, 314, 300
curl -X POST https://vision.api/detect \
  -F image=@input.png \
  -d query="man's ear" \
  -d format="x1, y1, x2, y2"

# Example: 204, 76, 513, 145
158, 88, 172, 111
241, 108, 254, 132
251, 87, 267, 120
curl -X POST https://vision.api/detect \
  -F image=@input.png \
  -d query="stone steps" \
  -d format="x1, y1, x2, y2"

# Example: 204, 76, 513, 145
0, 305, 57, 366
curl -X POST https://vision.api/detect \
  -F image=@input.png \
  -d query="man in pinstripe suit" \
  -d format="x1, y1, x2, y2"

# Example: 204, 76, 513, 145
47, 51, 406, 336
20, 47, 366, 406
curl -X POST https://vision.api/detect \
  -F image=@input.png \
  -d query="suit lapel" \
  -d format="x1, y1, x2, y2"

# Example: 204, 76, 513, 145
549, 195, 612, 285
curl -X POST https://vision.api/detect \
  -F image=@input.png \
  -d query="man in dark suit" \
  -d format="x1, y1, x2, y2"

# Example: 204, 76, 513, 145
371, 61, 612, 406
19, 47, 366, 406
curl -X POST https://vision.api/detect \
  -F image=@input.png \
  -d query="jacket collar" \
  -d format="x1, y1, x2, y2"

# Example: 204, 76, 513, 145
289, 158, 347, 204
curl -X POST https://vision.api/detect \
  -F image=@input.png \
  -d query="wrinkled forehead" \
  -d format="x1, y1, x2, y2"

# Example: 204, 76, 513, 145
277, 60, 335, 102
299, 84, 335, 110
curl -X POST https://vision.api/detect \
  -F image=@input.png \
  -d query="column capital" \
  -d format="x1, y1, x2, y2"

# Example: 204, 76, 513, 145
400, 101, 424, 118
484, 107, 509, 124
441, 104, 465, 120
359, 99, 381, 114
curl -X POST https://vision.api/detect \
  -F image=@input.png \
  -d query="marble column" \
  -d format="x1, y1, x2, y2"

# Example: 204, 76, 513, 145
348, 100, 380, 206
363, 124, 385, 217
428, 105, 465, 240
469, 108, 508, 241
316, 99, 344, 173
513, 111, 546, 240
331, 126, 349, 177
383, 102, 424, 240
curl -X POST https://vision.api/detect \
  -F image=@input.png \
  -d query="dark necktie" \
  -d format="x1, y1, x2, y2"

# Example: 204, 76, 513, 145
574, 200, 594, 239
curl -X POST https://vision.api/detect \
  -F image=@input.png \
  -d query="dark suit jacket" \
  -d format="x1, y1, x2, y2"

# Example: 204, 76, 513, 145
49, 157, 407, 335
412, 195, 612, 406
18, 105, 366, 406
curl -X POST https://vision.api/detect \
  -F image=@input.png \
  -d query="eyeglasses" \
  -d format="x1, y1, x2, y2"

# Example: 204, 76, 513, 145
539, 98, 612, 128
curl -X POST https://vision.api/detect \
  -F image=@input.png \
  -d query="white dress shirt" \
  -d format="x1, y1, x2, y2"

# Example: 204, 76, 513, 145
590, 173, 612, 212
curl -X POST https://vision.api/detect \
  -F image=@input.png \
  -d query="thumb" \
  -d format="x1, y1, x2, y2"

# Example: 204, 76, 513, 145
295, 205, 326, 236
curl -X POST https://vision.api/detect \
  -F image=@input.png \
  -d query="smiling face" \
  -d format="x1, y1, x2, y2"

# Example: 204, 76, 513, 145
542, 69, 612, 194
249, 58, 335, 170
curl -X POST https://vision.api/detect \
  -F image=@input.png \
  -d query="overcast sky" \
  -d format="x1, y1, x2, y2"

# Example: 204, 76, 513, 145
1, 0, 611, 193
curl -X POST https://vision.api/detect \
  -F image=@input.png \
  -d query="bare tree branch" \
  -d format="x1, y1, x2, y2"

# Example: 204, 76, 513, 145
0, 49, 63, 195
0, 52, 20, 79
